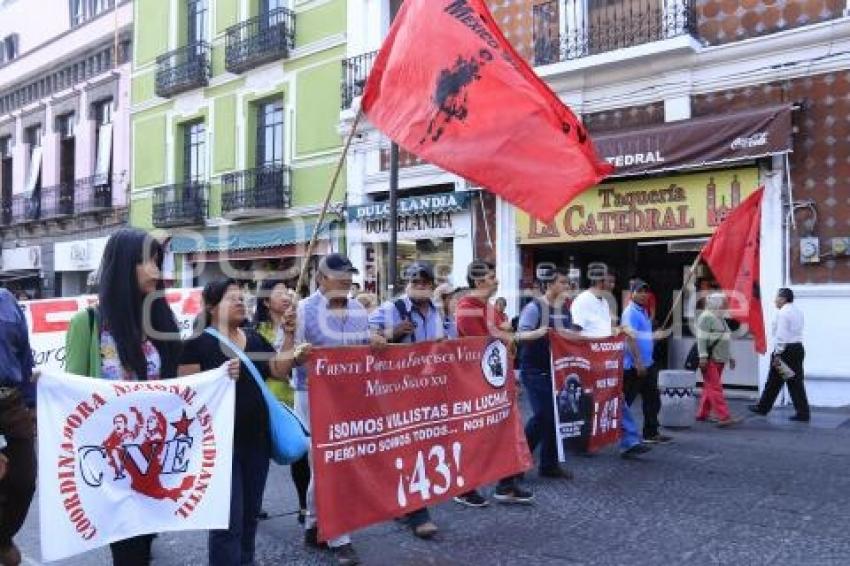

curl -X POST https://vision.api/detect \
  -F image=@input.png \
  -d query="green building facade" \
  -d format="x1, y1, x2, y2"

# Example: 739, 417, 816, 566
131, 0, 346, 288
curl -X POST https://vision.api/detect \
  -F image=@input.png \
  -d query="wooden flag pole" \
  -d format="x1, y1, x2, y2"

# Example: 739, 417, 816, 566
658, 253, 703, 336
295, 109, 363, 296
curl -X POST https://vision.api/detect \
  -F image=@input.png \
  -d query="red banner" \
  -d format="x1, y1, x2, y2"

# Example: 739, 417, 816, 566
549, 332, 626, 454
307, 337, 531, 541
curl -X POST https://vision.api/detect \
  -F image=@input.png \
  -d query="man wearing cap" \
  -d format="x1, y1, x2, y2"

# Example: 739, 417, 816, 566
515, 264, 582, 479
293, 253, 386, 566
621, 279, 672, 444
454, 259, 534, 506
368, 261, 452, 539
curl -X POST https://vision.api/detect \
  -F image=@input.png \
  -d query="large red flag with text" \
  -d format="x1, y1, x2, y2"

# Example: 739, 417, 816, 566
700, 187, 766, 353
361, 0, 613, 222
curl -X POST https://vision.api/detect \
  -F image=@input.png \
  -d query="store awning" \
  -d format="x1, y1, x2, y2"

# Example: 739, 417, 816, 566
594, 104, 794, 178
169, 220, 331, 254
347, 191, 471, 223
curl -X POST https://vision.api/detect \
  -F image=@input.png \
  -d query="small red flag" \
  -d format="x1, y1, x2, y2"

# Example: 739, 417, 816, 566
361, 0, 613, 222
699, 187, 766, 353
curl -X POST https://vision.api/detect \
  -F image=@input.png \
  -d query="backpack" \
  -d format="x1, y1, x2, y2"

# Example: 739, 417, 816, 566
389, 298, 451, 344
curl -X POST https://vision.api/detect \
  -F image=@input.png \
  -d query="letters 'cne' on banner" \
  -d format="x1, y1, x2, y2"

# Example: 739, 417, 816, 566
37, 367, 235, 562
549, 332, 626, 457
307, 337, 532, 542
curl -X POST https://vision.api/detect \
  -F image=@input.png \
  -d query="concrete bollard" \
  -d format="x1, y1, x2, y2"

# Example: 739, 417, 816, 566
659, 370, 697, 428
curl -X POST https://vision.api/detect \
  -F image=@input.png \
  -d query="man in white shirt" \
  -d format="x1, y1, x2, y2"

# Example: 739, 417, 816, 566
570, 267, 650, 458
749, 288, 809, 421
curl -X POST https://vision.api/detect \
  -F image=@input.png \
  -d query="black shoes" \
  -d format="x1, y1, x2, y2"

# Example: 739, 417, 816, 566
493, 484, 534, 504
747, 404, 768, 415
304, 526, 328, 549
789, 414, 810, 422
643, 433, 673, 444
539, 466, 574, 480
453, 491, 489, 507
333, 543, 361, 566
621, 443, 652, 459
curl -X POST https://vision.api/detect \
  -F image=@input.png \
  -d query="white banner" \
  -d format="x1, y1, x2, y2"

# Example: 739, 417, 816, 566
19, 289, 202, 372
37, 368, 235, 562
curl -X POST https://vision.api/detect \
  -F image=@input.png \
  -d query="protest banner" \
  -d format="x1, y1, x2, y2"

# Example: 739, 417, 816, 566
37, 367, 234, 562
19, 289, 202, 372
549, 332, 626, 457
307, 337, 532, 541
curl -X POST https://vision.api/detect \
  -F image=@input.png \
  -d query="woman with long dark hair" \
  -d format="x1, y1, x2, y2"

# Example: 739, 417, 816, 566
64, 229, 183, 565
179, 279, 295, 566
253, 279, 310, 524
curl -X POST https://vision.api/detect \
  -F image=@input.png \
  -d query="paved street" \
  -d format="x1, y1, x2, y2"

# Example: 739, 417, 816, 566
17, 398, 850, 565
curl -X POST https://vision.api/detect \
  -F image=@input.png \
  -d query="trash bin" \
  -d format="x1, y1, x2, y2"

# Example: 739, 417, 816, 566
658, 370, 697, 428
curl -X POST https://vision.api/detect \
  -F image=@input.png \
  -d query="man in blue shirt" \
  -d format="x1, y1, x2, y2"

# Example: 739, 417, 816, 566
369, 261, 450, 539
0, 288, 36, 566
621, 279, 671, 444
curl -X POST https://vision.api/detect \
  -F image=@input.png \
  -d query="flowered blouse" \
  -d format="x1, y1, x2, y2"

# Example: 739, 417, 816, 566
100, 328, 161, 381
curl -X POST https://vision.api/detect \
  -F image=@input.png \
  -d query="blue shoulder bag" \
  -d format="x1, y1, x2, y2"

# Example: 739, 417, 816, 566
204, 327, 309, 465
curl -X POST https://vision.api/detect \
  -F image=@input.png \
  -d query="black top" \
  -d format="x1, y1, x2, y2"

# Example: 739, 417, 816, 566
181, 328, 274, 448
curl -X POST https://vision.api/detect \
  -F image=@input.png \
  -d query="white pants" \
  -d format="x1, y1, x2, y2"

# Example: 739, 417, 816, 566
296, 390, 351, 548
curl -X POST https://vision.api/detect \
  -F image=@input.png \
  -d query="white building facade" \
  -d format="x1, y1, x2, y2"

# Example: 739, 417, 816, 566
0, 0, 132, 297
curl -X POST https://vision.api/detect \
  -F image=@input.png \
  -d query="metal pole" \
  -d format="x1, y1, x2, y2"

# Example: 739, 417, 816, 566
387, 142, 399, 299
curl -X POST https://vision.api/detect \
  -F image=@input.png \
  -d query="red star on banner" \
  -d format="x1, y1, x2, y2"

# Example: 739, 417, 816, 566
170, 410, 194, 437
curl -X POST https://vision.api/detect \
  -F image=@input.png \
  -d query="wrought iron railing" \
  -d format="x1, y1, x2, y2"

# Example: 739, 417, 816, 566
221, 164, 291, 215
40, 182, 76, 219
3, 191, 41, 224
533, 0, 696, 65
152, 182, 209, 228
155, 42, 211, 98
226, 7, 296, 73
341, 51, 377, 108
74, 175, 113, 213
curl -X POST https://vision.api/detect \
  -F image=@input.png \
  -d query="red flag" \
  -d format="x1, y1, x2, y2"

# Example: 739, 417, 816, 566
699, 187, 766, 353
361, 0, 613, 222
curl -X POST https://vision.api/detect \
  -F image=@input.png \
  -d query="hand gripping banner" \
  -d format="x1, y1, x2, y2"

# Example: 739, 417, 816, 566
37, 368, 235, 561
308, 337, 532, 542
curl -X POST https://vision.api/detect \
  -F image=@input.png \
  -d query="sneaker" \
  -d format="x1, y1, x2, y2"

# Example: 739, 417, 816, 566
453, 491, 489, 508
539, 466, 574, 480
493, 484, 534, 504
621, 443, 652, 459
643, 434, 673, 444
0, 543, 20, 566
304, 526, 328, 549
297, 509, 306, 525
716, 416, 743, 428
332, 543, 361, 566
747, 404, 768, 415
789, 414, 810, 422
413, 521, 439, 539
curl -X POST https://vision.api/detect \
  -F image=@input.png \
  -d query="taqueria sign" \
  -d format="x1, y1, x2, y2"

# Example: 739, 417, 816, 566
516, 168, 759, 244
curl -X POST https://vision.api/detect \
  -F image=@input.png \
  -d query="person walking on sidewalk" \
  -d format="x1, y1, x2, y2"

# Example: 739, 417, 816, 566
454, 260, 534, 507
369, 261, 450, 539
570, 265, 650, 459
748, 288, 810, 422
621, 279, 672, 444
515, 264, 578, 479
0, 288, 36, 566
695, 292, 742, 427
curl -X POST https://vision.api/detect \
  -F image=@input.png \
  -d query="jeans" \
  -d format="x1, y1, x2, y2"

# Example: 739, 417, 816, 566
756, 344, 809, 418
209, 441, 271, 566
522, 370, 560, 471
623, 365, 661, 438
619, 401, 642, 450
0, 396, 35, 550
110, 535, 154, 566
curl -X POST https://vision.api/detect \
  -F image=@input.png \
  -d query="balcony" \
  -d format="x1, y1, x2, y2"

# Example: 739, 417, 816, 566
152, 182, 209, 228
341, 51, 377, 109
2, 192, 40, 225
225, 8, 295, 73
221, 164, 290, 219
155, 42, 211, 98
74, 175, 113, 213
40, 183, 76, 219
532, 0, 696, 66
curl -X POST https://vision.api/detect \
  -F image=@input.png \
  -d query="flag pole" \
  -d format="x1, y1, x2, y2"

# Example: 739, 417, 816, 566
387, 142, 399, 300
295, 109, 363, 296
658, 252, 702, 335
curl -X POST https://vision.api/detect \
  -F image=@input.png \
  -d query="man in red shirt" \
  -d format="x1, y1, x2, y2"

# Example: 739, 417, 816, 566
453, 260, 534, 507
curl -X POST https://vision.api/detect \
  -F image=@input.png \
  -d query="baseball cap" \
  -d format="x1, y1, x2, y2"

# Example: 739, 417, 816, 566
630, 278, 650, 292
403, 261, 435, 282
318, 253, 358, 277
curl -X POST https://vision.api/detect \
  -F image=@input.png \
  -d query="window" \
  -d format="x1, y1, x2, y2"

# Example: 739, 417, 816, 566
94, 98, 112, 125
256, 100, 284, 167
187, 0, 208, 44
93, 100, 113, 186
183, 121, 206, 183
0, 137, 9, 158
24, 125, 43, 195
24, 124, 42, 149
1, 35, 18, 64
70, 0, 114, 27
57, 113, 75, 139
